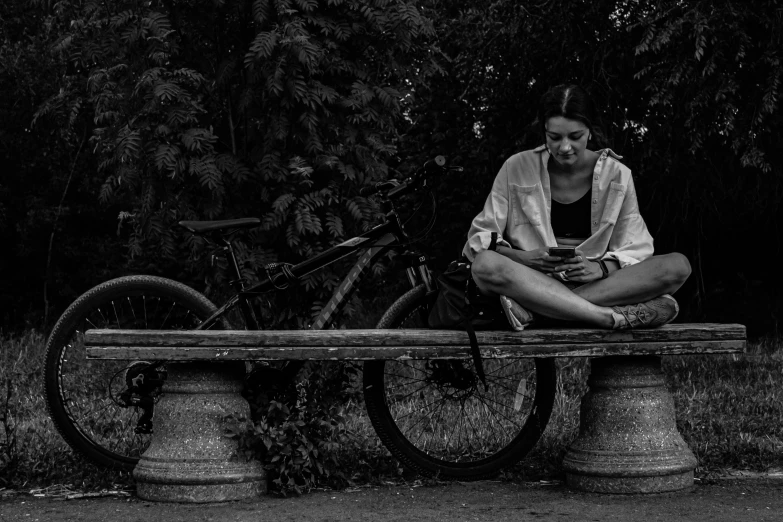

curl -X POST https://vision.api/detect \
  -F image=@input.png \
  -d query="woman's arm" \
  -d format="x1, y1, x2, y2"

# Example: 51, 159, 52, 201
496, 245, 562, 273
462, 163, 514, 260
604, 173, 654, 267
551, 250, 619, 283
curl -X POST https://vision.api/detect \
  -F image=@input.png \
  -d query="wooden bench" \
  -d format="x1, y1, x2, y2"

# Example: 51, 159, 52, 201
85, 323, 745, 501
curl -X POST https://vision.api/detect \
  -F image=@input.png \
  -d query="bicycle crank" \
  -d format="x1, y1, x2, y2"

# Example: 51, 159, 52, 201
116, 361, 167, 434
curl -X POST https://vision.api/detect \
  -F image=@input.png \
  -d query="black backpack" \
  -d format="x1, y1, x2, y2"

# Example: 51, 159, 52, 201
427, 234, 507, 386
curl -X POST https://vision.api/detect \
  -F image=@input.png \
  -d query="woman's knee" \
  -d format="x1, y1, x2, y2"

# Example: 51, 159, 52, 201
661, 252, 692, 286
472, 250, 512, 288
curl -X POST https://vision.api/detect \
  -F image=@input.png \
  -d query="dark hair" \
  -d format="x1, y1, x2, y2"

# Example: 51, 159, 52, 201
537, 84, 608, 148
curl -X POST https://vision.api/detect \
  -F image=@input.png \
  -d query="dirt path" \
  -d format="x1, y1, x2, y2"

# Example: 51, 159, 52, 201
2, 479, 782, 522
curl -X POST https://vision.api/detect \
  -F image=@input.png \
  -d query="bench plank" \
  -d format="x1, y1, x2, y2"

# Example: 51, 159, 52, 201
85, 323, 745, 348
86, 340, 745, 361
85, 323, 745, 361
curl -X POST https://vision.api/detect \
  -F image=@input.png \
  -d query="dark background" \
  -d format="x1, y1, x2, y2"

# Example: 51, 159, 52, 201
1, 0, 780, 338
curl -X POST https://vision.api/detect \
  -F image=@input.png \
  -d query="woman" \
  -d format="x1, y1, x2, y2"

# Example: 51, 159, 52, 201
466, 85, 691, 330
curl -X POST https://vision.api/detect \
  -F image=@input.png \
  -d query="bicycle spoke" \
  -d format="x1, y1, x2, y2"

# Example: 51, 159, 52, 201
461, 402, 485, 449
485, 371, 533, 397
470, 388, 520, 416
150, 297, 162, 324
111, 302, 121, 328
143, 296, 148, 328
398, 393, 452, 436
108, 410, 141, 452
471, 390, 519, 420
457, 401, 475, 458
442, 404, 463, 457
381, 369, 430, 383
159, 302, 176, 328
66, 394, 116, 425
85, 317, 100, 330
381, 359, 531, 458
46, 276, 217, 471
412, 396, 447, 449
483, 359, 525, 377
95, 307, 108, 326
470, 396, 518, 440
383, 362, 429, 381
126, 296, 137, 323
382, 373, 431, 390
391, 391, 452, 423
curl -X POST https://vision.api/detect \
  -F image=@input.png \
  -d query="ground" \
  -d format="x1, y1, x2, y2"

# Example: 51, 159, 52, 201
2, 478, 782, 522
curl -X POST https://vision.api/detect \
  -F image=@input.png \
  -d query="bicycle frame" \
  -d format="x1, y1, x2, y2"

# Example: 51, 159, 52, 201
196, 205, 435, 331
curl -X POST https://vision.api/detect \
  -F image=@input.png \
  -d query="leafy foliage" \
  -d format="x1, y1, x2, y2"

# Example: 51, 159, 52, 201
399, 0, 782, 335
11, 0, 779, 334
2, 0, 783, 490
398, 0, 649, 263
629, 0, 783, 330
28, 0, 435, 491
229, 362, 358, 495
33, 0, 435, 324
0, 0, 129, 328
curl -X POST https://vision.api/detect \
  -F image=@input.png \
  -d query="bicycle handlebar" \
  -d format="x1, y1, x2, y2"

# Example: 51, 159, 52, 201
359, 155, 461, 199
359, 180, 400, 197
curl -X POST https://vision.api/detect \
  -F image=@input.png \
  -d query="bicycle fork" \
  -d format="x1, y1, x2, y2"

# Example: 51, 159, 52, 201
400, 251, 436, 293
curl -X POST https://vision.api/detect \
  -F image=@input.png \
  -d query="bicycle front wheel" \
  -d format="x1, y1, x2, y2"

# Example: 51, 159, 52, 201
363, 285, 556, 480
44, 275, 220, 471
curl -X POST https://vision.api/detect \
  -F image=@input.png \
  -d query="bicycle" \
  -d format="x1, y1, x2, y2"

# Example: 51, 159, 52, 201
44, 156, 557, 480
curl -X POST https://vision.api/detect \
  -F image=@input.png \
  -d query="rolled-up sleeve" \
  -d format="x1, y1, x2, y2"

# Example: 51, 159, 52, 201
462, 163, 513, 261
603, 174, 654, 267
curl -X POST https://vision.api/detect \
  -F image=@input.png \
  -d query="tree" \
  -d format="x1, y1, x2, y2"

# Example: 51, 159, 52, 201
0, 0, 128, 328
399, 0, 646, 262
631, 0, 783, 332
33, 0, 436, 326
2, 0, 780, 335
398, 0, 782, 335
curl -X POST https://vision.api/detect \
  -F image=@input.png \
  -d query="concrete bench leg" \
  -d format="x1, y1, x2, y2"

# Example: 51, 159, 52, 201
562, 355, 697, 493
132, 361, 266, 502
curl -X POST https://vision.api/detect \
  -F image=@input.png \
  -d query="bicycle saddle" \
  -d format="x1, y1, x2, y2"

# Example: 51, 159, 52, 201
178, 218, 261, 235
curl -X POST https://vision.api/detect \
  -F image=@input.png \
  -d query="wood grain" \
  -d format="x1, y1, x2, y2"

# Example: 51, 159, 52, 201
85, 323, 746, 349
86, 340, 747, 363
85, 323, 746, 360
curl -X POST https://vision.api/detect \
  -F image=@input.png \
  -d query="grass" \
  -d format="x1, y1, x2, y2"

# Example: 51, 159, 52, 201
1, 330, 781, 491
519, 340, 783, 479
0, 330, 133, 491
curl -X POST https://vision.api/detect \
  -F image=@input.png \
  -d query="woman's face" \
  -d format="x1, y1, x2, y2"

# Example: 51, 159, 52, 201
545, 116, 590, 168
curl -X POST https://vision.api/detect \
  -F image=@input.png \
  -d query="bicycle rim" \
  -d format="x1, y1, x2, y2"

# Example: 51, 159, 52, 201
44, 275, 219, 470
363, 285, 556, 480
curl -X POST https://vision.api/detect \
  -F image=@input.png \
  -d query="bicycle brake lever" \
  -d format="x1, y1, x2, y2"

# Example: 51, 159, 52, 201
360, 180, 400, 197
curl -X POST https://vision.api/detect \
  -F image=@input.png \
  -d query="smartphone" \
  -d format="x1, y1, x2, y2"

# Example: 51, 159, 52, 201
548, 247, 576, 258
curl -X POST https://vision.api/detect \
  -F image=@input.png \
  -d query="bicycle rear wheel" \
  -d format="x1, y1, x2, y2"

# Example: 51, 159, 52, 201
363, 285, 556, 480
44, 275, 220, 471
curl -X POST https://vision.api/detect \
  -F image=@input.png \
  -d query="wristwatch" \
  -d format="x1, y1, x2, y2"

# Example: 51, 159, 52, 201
595, 258, 609, 279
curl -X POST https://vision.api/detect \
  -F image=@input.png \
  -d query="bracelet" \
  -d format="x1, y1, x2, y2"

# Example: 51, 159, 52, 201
596, 258, 609, 279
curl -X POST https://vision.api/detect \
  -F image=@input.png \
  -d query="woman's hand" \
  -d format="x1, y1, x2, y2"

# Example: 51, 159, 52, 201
551, 248, 604, 283
513, 248, 563, 273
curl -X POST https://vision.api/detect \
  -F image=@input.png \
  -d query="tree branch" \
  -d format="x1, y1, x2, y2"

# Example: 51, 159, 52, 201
44, 131, 87, 327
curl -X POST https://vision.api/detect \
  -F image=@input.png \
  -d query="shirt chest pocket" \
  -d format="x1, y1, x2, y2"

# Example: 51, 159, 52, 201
601, 182, 626, 225
510, 184, 543, 226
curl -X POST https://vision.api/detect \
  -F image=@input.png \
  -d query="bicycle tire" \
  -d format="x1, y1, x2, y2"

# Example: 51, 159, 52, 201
363, 285, 557, 480
44, 275, 220, 471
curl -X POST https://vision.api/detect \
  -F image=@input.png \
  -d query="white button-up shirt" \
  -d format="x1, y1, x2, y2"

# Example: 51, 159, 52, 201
462, 146, 654, 268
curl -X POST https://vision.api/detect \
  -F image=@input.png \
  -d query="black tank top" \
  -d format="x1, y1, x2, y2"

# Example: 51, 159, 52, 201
551, 190, 591, 240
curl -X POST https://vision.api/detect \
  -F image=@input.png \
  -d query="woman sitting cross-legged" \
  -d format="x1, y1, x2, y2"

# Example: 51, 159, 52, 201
466, 84, 691, 330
